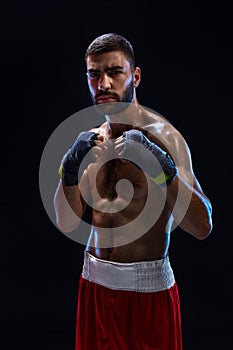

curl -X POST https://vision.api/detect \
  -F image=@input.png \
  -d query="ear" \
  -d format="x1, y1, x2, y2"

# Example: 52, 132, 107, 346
133, 67, 141, 87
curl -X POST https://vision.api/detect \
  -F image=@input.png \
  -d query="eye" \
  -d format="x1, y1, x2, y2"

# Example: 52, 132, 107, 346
87, 71, 100, 79
109, 71, 121, 77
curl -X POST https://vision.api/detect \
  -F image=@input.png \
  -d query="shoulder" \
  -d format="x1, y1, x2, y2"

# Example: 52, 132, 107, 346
139, 107, 186, 149
138, 107, 192, 166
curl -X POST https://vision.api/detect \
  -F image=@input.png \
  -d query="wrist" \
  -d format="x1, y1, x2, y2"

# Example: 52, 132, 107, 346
58, 162, 79, 186
150, 148, 177, 185
150, 169, 177, 186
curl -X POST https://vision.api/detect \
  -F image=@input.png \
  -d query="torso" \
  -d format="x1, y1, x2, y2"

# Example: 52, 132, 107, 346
85, 111, 175, 263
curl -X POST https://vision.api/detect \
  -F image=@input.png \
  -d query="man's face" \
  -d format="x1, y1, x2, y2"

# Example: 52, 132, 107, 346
86, 51, 135, 106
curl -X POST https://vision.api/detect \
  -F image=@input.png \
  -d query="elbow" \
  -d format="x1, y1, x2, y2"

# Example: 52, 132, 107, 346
56, 222, 73, 234
183, 216, 213, 240
54, 197, 82, 234
196, 220, 213, 240
192, 201, 213, 240
55, 218, 71, 234
55, 215, 81, 234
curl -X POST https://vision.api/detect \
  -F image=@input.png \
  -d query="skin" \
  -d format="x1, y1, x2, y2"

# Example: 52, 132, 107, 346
54, 51, 213, 263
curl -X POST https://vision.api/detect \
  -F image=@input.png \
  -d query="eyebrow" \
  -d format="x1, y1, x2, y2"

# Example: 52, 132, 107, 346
87, 65, 124, 73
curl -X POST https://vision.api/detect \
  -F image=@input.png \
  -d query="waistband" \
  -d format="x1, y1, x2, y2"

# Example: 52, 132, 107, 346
82, 251, 175, 293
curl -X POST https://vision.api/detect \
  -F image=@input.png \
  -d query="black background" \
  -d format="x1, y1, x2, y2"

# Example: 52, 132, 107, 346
1, 1, 232, 349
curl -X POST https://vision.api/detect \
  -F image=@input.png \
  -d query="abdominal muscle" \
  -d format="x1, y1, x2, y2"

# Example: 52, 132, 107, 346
85, 159, 172, 263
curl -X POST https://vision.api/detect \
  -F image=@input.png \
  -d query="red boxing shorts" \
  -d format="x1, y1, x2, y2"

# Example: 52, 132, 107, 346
75, 252, 182, 350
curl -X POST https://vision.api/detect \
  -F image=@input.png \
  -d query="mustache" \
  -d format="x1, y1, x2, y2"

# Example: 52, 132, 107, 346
95, 92, 119, 99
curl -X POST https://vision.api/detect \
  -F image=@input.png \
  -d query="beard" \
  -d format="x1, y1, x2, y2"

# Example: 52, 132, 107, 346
121, 78, 134, 104
92, 77, 134, 116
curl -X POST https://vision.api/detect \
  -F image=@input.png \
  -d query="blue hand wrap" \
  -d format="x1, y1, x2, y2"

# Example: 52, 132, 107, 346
59, 131, 98, 186
122, 129, 177, 185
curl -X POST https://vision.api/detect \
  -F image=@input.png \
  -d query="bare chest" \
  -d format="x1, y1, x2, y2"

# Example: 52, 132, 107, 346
89, 159, 149, 201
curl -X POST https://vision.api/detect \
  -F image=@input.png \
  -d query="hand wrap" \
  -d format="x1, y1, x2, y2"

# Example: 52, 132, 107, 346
122, 129, 177, 185
59, 131, 98, 186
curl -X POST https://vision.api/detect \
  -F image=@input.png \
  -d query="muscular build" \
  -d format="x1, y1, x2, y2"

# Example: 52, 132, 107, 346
87, 123, 171, 262
53, 33, 213, 350
54, 46, 212, 263
55, 107, 212, 263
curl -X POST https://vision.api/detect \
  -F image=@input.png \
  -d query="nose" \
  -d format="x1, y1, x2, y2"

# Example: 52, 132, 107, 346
98, 73, 112, 91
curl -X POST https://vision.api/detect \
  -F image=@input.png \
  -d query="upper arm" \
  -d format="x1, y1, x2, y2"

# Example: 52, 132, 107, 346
145, 122, 204, 193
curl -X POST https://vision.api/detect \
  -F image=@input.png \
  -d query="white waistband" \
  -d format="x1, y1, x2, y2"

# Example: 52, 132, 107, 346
82, 251, 175, 293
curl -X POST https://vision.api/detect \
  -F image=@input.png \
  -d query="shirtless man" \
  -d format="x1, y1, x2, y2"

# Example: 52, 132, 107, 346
54, 33, 213, 350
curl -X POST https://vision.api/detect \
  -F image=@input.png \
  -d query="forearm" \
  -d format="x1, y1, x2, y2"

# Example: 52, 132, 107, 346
54, 179, 85, 233
54, 131, 98, 232
165, 176, 213, 239
120, 127, 213, 238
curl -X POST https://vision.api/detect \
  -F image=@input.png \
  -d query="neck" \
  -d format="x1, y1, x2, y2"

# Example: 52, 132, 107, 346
105, 99, 142, 138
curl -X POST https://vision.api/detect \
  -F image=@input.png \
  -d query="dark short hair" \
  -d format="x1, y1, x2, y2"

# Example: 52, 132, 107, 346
85, 33, 135, 69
